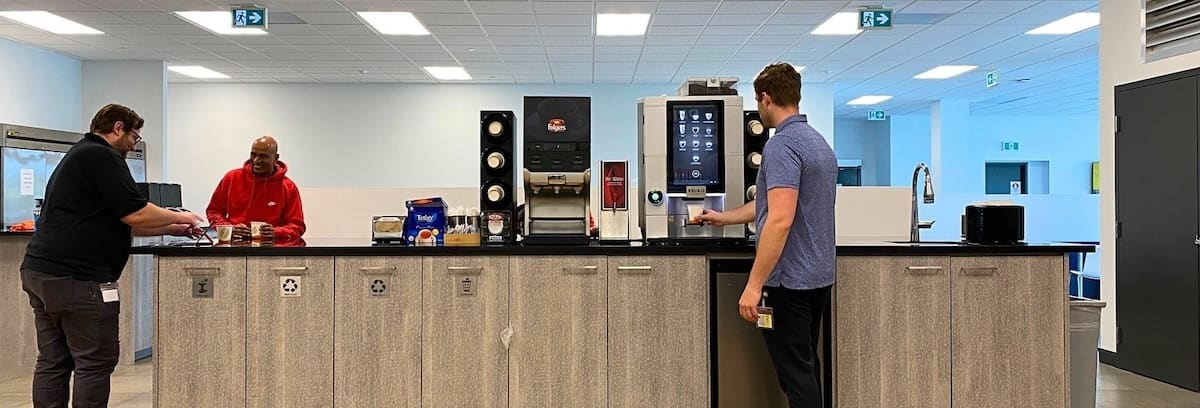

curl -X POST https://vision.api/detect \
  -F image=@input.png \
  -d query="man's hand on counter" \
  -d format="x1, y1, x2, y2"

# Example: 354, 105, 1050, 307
233, 224, 252, 243
739, 286, 762, 323
163, 224, 200, 237
260, 224, 274, 244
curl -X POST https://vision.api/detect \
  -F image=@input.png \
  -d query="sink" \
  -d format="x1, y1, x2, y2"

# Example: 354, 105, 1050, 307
887, 240, 964, 245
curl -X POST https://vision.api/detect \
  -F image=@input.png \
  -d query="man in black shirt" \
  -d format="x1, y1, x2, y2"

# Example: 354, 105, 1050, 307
20, 104, 202, 408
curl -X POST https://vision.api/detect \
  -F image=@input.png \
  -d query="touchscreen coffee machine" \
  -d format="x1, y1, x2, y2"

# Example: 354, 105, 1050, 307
521, 96, 592, 245
638, 81, 745, 244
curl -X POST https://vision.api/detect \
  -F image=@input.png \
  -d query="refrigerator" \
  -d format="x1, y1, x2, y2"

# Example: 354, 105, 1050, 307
1, 123, 147, 230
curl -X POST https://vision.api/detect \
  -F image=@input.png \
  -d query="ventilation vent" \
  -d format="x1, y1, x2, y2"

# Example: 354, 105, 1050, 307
1145, 0, 1200, 61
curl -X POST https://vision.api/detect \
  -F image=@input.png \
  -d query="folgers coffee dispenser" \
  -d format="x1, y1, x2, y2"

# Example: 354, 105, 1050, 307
637, 78, 746, 244
522, 96, 591, 245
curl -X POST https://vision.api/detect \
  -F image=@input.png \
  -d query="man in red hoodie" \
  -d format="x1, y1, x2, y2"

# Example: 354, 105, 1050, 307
206, 136, 306, 246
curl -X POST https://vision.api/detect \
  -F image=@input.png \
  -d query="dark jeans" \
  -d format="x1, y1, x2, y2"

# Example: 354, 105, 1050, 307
20, 268, 120, 408
761, 284, 832, 408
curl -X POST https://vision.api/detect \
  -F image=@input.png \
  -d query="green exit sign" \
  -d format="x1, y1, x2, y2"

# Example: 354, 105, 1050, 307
867, 110, 886, 121
1002, 141, 1020, 151
986, 71, 999, 88
859, 8, 893, 30
232, 7, 267, 28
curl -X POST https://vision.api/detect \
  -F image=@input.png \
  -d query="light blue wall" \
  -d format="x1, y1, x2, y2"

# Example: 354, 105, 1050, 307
834, 118, 890, 185
889, 115, 931, 185
859, 112, 1100, 277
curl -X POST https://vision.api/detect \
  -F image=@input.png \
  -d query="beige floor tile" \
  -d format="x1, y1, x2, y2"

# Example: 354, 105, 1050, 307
114, 393, 152, 408
0, 378, 29, 396
0, 395, 30, 408
1098, 390, 1200, 408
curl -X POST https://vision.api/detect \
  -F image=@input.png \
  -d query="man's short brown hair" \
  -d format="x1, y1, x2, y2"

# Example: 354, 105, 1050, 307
89, 104, 144, 135
753, 62, 802, 107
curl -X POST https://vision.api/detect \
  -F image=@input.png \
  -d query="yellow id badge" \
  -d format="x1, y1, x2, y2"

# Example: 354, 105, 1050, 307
756, 306, 774, 330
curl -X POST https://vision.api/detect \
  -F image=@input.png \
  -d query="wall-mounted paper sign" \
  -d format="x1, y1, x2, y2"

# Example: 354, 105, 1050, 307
20, 168, 34, 196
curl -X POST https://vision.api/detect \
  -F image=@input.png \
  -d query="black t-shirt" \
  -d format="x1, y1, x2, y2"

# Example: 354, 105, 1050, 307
22, 133, 148, 282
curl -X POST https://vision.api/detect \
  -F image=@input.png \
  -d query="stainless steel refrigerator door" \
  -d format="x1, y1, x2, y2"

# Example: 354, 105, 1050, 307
715, 272, 788, 408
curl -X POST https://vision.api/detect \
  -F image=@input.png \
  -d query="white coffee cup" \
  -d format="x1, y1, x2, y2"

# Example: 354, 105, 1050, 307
216, 225, 233, 244
251, 221, 266, 240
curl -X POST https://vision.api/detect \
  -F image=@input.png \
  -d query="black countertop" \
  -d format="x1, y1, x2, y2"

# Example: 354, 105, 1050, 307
131, 238, 1095, 257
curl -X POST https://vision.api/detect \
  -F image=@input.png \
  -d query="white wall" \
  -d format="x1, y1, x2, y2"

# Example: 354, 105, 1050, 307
82, 61, 166, 181
0, 38, 81, 132
1099, 0, 1200, 352
834, 118, 890, 185
168, 82, 835, 231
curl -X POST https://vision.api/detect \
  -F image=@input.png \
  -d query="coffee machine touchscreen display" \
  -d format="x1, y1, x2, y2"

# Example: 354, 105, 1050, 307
667, 101, 725, 193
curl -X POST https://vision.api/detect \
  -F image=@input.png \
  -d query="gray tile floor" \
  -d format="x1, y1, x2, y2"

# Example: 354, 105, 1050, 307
0, 362, 1195, 407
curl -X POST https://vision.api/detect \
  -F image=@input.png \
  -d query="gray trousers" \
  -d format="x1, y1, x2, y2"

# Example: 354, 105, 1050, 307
20, 268, 120, 408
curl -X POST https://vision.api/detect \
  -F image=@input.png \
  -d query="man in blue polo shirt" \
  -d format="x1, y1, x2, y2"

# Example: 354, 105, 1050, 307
699, 62, 837, 407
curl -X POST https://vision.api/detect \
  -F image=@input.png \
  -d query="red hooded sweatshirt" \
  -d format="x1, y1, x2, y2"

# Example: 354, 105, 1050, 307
206, 160, 306, 246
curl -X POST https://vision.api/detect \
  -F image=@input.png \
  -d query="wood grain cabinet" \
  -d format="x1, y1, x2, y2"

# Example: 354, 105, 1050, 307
246, 256, 335, 408
835, 256, 952, 408
422, 256, 510, 408
509, 256, 608, 408
608, 256, 708, 408
155, 257, 247, 408
334, 256, 422, 408
950, 256, 1067, 408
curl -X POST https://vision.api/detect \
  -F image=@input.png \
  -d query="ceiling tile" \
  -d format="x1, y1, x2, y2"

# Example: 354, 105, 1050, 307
715, 1, 782, 14
468, 1, 534, 14
533, 2, 595, 15
657, 2, 719, 15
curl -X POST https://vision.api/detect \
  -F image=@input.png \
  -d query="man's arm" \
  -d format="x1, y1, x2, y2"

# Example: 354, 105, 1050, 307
205, 173, 233, 226
738, 188, 797, 322
698, 200, 756, 225
133, 224, 194, 237
122, 204, 202, 230
270, 182, 306, 242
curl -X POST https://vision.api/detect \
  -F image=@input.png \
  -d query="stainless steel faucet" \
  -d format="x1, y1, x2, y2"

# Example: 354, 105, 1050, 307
911, 163, 935, 242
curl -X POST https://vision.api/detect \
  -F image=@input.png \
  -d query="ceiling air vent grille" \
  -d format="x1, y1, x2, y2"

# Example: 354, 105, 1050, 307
1145, 0, 1200, 61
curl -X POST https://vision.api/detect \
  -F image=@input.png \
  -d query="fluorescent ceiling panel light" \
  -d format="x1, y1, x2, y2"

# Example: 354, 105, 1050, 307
1026, 12, 1099, 35
168, 65, 230, 79
423, 66, 471, 80
174, 11, 266, 35
0, 11, 103, 35
357, 12, 430, 35
846, 95, 892, 105
811, 12, 861, 35
597, 14, 650, 36
914, 65, 978, 79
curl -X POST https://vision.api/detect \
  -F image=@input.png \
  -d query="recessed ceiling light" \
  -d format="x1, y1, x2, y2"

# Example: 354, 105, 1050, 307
597, 14, 650, 36
914, 65, 978, 79
795, 66, 807, 73
812, 12, 861, 36
1027, 12, 1099, 35
846, 95, 892, 105
423, 66, 471, 80
174, 11, 266, 35
168, 66, 230, 79
357, 12, 430, 35
0, 11, 103, 35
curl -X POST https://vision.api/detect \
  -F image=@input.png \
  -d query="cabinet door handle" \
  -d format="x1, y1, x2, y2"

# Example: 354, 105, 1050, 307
563, 266, 599, 274
617, 266, 653, 274
448, 266, 483, 275
905, 266, 943, 274
358, 266, 397, 275
184, 267, 222, 276
960, 267, 998, 276
271, 266, 309, 275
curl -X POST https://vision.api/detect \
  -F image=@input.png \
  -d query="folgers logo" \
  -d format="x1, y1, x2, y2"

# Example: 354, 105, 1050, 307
547, 118, 567, 133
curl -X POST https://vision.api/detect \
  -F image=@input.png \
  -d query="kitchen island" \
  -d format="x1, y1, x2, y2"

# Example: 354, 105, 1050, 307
133, 240, 1092, 408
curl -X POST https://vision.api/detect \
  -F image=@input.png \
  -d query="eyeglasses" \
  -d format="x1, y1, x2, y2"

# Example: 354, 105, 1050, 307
130, 128, 142, 143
